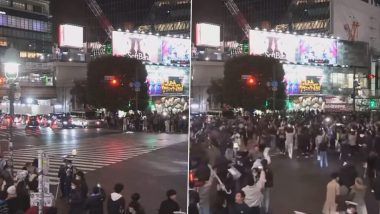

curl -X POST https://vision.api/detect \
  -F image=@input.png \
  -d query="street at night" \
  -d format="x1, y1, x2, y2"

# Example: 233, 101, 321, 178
1, 127, 188, 213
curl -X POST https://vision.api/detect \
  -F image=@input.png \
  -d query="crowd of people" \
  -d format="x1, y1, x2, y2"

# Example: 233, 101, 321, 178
110, 111, 188, 133
0, 157, 183, 214
189, 111, 380, 214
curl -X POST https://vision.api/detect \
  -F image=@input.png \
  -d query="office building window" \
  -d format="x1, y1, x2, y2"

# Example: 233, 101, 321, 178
0, 14, 50, 33
13, 1, 25, 10
0, 0, 10, 6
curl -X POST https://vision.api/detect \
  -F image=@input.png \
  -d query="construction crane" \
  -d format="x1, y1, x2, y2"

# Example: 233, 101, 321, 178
85, 0, 115, 39
222, 0, 252, 38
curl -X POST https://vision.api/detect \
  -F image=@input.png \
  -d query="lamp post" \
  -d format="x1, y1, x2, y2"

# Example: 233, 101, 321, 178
2, 46, 20, 177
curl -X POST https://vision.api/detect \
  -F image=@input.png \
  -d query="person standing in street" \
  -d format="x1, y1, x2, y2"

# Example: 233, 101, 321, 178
322, 172, 340, 214
69, 180, 85, 214
158, 189, 181, 214
107, 183, 126, 214
58, 159, 68, 198
285, 125, 296, 159
373, 174, 380, 214
318, 133, 329, 168
350, 177, 367, 214
85, 185, 106, 214
262, 159, 273, 214
242, 168, 266, 214
127, 193, 145, 214
230, 191, 250, 214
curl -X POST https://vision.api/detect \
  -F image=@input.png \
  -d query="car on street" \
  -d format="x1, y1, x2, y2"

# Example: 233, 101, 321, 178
25, 116, 39, 130
54, 113, 74, 129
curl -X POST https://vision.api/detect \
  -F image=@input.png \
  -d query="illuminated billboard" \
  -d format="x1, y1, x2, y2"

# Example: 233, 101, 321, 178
283, 64, 324, 95
249, 30, 337, 64
146, 65, 189, 96
112, 31, 161, 63
161, 37, 190, 64
59, 24, 84, 48
112, 31, 190, 65
195, 23, 221, 47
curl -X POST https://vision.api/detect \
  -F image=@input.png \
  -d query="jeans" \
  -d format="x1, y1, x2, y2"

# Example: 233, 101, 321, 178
263, 188, 271, 213
199, 202, 210, 214
319, 151, 328, 168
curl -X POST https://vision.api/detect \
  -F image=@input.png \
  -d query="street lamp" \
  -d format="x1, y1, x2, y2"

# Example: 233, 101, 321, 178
2, 45, 20, 176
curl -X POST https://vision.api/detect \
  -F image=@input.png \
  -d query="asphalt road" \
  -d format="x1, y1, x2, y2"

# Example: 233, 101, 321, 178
270, 152, 379, 214
1, 127, 188, 214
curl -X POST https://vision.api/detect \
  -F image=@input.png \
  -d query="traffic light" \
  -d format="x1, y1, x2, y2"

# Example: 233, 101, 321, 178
264, 100, 269, 109
286, 99, 293, 110
110, 78, 119, 87
369, 99, 376, 109
246, 76, 257, 86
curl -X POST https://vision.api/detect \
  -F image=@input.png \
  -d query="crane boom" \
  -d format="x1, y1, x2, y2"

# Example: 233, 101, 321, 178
85, 0, 115, 39
222, 0, 251, 37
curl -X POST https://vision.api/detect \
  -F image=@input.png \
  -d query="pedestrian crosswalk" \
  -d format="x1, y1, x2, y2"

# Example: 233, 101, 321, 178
3, 142, 167, 185
0, 127, 55, 138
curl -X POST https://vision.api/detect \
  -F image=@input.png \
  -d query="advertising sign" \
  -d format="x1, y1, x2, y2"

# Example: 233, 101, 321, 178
112, 31, 190, 65
112, 31, 161, 63
249, 30, 337, 64
195, 23, 221, 47
332, 0, 380, 52
146, 65, 189, 96
59, 24, 83, 48
161, 37, 190, 64
324, 96, 353, 112
283, 64, 324, 95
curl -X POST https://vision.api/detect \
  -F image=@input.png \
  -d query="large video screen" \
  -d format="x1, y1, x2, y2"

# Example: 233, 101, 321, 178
146, 65, 189, 96
112, 31, 161, 63
59, 24, 83, 48
195, 23, 221, 47
249, 30, 337, 64
283, 64, 325, 95
112, 31, 190, 65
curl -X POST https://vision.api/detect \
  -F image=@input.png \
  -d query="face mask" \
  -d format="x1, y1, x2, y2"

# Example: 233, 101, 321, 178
75, 176, 80, 180
71, 186, 76, 190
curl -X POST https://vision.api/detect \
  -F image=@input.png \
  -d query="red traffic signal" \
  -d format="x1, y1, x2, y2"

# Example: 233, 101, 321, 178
246, 76, 257, 86
110, 78, 119, 87
367, 74, 376, 79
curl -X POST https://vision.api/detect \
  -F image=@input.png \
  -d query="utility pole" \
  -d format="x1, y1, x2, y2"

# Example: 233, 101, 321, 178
353, 67, 357, 112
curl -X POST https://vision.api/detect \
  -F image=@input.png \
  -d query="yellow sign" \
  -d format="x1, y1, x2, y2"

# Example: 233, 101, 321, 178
299, 80, 321, 93
162, 80, 183, 94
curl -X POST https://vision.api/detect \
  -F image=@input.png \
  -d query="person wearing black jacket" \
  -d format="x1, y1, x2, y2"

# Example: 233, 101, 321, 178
262, 159, 273, 214
107, 183, 126, 214
339, 162, 358, 189
75, 171, 88, 199
158, 189, 180, 214
69, 180, 85, 214
229, 191, 250, 214
188, 190, 199, 214
318, 135, 329, 168
127, 193, 145, 214
58, 159, 68, 198
373, 175, 380, 214
86, 185, 106, 214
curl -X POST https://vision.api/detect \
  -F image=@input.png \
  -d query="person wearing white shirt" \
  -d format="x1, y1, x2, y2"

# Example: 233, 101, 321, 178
285, 126, 296, 159
242, 169, 266, 214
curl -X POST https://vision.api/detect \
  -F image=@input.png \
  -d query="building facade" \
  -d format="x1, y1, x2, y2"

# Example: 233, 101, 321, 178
0, 0, 56, 114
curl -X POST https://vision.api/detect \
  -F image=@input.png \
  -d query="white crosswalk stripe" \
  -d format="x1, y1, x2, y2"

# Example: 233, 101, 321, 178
3, 142, 166, 185
0, 128, 54, 138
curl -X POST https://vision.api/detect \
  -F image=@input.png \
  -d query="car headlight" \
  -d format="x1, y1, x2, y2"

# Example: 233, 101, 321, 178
96, 121, 100, 125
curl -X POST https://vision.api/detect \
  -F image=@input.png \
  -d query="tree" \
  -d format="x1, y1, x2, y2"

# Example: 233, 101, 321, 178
87, 56, 148, 112
206, 78, 224, 109
223, 55, 286, 111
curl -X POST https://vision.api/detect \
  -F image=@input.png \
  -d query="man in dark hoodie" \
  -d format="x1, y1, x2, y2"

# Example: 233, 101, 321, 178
86, 185, 106, 214
127, 193, 145, 214
158, 189, 180, 214
107, 183, 126, 214
230, 191, 250, 214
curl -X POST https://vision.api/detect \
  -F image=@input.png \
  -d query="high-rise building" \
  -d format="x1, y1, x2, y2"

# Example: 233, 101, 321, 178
0, 0, 52, 60
0, 0, 56, 108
